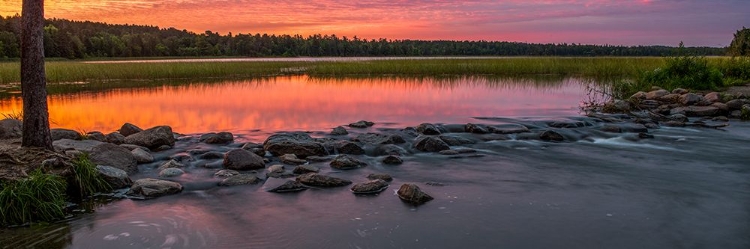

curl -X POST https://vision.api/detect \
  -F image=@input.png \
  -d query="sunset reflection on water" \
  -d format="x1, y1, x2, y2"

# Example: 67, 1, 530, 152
0, 76, 586, 134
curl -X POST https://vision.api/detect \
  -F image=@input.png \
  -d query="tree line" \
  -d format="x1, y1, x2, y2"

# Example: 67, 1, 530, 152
0, 15, 727, 59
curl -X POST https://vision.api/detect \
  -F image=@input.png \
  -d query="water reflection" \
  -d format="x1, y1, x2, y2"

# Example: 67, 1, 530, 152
0, 75, 586, 134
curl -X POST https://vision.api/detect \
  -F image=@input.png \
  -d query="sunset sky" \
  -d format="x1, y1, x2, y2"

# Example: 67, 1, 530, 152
1, 0, 748, 47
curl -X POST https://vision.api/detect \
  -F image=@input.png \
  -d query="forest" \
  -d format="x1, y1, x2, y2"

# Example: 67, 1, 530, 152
0, 15, 727, 59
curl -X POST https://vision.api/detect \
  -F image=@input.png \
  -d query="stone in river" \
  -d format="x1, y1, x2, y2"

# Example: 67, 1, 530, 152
331, 126, 349, 135
200, 132, 234, 144
223, 148, 265, 170
330, 154, 368, 170
413, 136, 450, 152
351, 179, 389, 195
348, 120, 374, 128
539, 130, 564, 142
89, 143, 138, 174
123, 125, 175, 150
367, 173, 393, 182
397, 184, 433, 205
293, 164, 319, 174
159, 168, 184, 177
297, 173, 352, 187
263, 132, 327, 158
263, 177, 308, 193
382, 155, 403, 165
280, 154, 307, 165
96, 165, 132, 189
219, 174, 261, 186
416, 123, 441, 135
119, 122, 143, 137
354, 133, 406, 145
334, 140, 365, 155
127, 178, 182, 198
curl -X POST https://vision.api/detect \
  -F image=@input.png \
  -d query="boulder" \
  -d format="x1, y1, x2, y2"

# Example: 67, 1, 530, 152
638, 100, 660, 109
680, 93, 703, 105
266, 164, 288, 178
127, 178, 182, 198
96, 165, 132, 189
704, 92, 721, 103
223, 148, 265, 170
263, 177, 308, 193
0, 118, 22, 139
131, 147, 154, 164
416, 123, 441, 135
373, 144, 408, 156
354, 133, 405, 145
90, 143, 138, 174
382, 155, 403, 165
464, 123, 488, 134
53, 139, 104, 153
105, 132, 126, 144
658, 94, 681, 104
279, 154, 307, 165
726, 99, 744, 110
413, 136, 450, 152
367, 173, 393, 182
646, 89, 669, 100
297, 173, 352, 187
331, 126, 348, 135
159, 168, 185, 177
86, 131, 107, 142
293, 165, 320, 174
629, 91, 647, 100
119, 123, 143, 137
397, 184, 433, 205
348, 120, 374, 128
330, 154, 368, 170
200, 132, 234, 144
263, 133, 326, 158
539, 130, 564, 142
351, 179, 389, 194
50, 128, 81, 141
219, 174, 261, 186
334, 141, 365, 155
123, 126, 175, 150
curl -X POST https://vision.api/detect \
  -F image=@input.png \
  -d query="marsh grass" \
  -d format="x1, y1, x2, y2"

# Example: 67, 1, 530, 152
0, 170, 67, 226
70, 154, 110, 199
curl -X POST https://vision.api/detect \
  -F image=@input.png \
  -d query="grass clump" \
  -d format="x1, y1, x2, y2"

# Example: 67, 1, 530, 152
0, 170, 67, 226
70, 154, 110, 198
641, 55, 723, 91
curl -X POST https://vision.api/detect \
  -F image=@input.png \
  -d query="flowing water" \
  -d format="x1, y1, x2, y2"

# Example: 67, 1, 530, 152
0, 76, 748, 249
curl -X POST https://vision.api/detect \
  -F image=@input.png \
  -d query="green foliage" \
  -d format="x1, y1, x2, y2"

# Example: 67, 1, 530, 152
742, 107, 750, 121
716, 56, 750, 86
0, 170, 67, 226
71, 154, 110, 198
728, 27, 750, 56
641, 52, 723, 91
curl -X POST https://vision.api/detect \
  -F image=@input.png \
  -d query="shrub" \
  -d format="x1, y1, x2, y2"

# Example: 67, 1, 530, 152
641, 55, 723, 91
0, 170, 67, 226
717, 57, 750, 86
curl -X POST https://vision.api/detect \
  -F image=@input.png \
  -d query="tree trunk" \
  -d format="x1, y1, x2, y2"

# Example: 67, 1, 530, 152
21, 0, 53, 150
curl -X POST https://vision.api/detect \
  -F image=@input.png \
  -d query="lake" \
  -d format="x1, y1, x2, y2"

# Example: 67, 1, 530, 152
0, 75, 748, 249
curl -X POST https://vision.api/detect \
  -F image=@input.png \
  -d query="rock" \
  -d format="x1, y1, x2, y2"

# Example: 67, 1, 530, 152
105, 132, 126, 144
711, 102, 729, 112
219, 174, 261, 186
416, 123, 441, 135
306, 156, 334, 162
670, 106, 720, 117
200, 132, 234, 144
263, 177, 308, 193
704, 92, 721, 103
263, 132, 327, 158
610, 99, 631, 112
293, 164, 319, 174
198, 151, 225, 160
726, 99, 744, 110
367, 173, 393, 182
672, 88, 689, 94
86, 131, 107, 142
397, 184, 433, 205
131, 147, 154, 164
539, 130, 564, 142
159, 168, 185, 177
334, 140, 365, 155
155, 145, 172, 151
53, 139, 104, 153
658, 94, 681, 104
464, 123, 488, 134
489, 124, 530, 134
64, 150, 84, 158
50, 128, 81, 141
298, 173, 352, 187
354, 133, 405, 145
646, 89, 669, 100
630, 91, 647, 100
413, 136, 450, 152
127, 178, 182, 198
241, 142, 266, 157
123, 126, 175, 150
89, 143, 138, 174
351, 179, 389, 194
223, 148, 265, 170
96, 165, 132, 189
278, 153, 306, 165
157, 159, 184, 171
667, 114, 689, 122
0, 118, 22, 139
119, 144, 149, 152
638, 100, 660, 109
348, 120, 374, 128
119, 123, 143, 137
382, 155, 403, 165
712, 116, 729, 122
373, 144, 408, 156
601, 123, 648, 133
730, 110, 742, 119
330, 154, 368, 170
169, 153, 194, 163
680, 93, 703, 105
214, 169, 240, 178
438, 135, 475, 146
266, 164, 287, 178
331, 126, 348, 135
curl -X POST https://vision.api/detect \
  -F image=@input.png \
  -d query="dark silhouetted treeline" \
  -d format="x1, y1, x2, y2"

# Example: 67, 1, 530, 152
0, 16, 726, 59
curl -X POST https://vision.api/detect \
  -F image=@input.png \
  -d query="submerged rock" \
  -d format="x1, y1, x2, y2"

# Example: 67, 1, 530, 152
670, 106, 720, 117
397, 184, 433, 205
123, 126, 175, 150
157, 159, 184, 171
539, 130, 564, 142
351, 179, 389, 195
293, 164, 320, 174
414, 136, 450, 152
263, 177, 308, 193
373, 144, 408, 156
465, 123, 488, 134
334, 140, 365, 155
297, 173, 351, 187
96, 165, 132, 189
266, 164, 289, 178
159, 168, 185, 177
127, 178, 183, 198
223, 148, 265, 170
200, 132, 234, 144
382, 155, 403, 165
219, 174, 261, 186
330, 154, 368, 170
280, 154, 307, 165
367, 173, 393, 182
214, 169, 240, 178
263, 132, 327, 158
241, 142, 266, 157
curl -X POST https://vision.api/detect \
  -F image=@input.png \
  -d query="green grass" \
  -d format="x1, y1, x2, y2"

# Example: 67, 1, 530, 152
0, 170, 67, 227
70, 154, 111, 199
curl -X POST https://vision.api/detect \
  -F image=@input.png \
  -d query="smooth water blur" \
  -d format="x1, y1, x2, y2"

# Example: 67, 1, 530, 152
0, 75, 586, 134
0, 76, 748, 249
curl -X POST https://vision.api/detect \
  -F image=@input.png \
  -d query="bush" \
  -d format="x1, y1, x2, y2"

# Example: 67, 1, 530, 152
641, 55, 723, 91
717, 57, 750, 86
0, 170, 67, 226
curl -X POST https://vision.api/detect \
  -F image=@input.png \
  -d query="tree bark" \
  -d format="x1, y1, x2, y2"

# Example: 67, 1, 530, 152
21, 0, 53, 150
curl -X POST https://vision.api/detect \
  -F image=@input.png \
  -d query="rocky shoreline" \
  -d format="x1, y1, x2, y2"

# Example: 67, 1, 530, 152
0, 86, 747, 209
